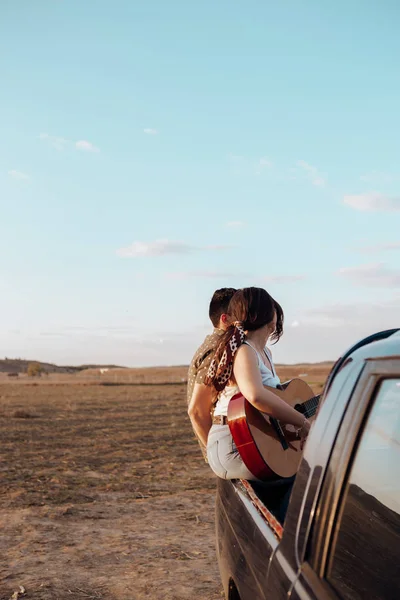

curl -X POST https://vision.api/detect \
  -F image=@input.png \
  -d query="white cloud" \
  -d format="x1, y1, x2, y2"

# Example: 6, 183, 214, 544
164, 269, 304, 283
227, 153, 245, 163
204, 244, 234, 251
75, 140, 100, 153
296, 160, 326, 187
166, 270, 237, 280
300, 298, 400, 328
262, 274, 306, 283
7, 297, 399, 367
278, 297, 400, 358
225, 221, 245, 229
262, 295, 400, 365
39, 133, 100, 153
39, 133, 68, 151
360, 170, 396, 184
228, 153, 276, 176
259, 157, 273, 168
343, 192, 400, 212
357, 241, 400, 253
255, 156, 274, 176
117, 240, 194, 258
116, 239, 232, 258
8, 169, 29, 181
338, 263, 400, 287
143, 128, 158, 135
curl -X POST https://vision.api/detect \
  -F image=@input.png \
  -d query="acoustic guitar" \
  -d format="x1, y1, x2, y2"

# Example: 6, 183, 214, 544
227, 379, 320, 480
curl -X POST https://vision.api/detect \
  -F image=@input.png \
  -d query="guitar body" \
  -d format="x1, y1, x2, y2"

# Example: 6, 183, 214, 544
227, 379, 319, 481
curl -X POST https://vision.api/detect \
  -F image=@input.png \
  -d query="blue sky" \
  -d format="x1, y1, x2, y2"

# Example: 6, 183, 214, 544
1, 0, 399, 366
353, 379, 400, 513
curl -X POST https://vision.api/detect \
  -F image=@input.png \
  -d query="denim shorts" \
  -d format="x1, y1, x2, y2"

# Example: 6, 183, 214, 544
206, 424, 259, 480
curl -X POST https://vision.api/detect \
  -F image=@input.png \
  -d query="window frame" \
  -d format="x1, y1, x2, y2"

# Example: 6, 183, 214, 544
299, 357, 400, 600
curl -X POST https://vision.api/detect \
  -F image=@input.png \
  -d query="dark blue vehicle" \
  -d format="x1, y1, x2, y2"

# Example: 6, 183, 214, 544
215, 329, 400, 600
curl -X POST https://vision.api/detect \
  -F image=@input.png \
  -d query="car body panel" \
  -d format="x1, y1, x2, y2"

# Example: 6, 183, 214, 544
216, 478, 279, 599
215, 330, 400, 599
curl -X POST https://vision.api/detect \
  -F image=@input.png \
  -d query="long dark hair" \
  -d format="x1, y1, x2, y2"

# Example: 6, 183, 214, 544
205, 287, 284, 390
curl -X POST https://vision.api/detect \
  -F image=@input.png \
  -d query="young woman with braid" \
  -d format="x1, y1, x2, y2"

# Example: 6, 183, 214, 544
205, 287, 311, 497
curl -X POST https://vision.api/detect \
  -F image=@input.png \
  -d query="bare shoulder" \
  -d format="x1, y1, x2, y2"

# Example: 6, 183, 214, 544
235, 343, 258, 364
234, 343, 264, 386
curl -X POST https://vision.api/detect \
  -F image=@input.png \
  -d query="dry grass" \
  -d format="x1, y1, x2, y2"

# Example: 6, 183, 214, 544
0, 365, 331, 600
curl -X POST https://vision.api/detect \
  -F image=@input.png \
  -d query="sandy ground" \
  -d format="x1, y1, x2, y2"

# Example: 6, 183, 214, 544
0, 365, 330, 600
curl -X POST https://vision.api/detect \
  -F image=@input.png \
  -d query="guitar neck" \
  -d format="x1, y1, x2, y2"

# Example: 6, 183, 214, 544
296, 394, 320, 418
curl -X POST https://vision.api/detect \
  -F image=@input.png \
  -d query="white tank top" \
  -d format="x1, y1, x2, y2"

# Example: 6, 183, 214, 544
213, 341, 281, 417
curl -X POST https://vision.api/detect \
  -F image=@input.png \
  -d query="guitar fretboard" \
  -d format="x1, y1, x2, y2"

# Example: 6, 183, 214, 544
295, 394, 321, 418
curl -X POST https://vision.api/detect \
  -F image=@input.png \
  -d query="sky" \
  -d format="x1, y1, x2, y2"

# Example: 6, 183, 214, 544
1, 0, 399, 367
353, 378, 400, 513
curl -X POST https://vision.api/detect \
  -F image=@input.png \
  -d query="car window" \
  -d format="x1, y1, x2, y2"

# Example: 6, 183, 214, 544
312, 357, 358, 424
294, 355, 365, 568
327, 378, 400, 600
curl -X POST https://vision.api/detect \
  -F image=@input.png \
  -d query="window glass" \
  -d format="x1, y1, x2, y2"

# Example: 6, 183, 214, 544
328, 379, 400, 600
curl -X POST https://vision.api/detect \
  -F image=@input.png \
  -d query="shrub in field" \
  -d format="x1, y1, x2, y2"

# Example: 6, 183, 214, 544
12, 409, 37, 418
27, 362, 44, 377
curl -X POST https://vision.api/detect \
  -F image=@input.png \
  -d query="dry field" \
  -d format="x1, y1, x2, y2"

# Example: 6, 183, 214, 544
0, 364, 331, 600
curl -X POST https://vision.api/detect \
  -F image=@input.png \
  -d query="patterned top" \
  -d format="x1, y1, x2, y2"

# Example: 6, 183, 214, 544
187, 328, 224, 459
187, 328, 224, 405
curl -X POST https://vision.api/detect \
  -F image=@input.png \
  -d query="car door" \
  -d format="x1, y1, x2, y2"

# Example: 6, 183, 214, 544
216, 478, 281, 600
291, 358, 400, 600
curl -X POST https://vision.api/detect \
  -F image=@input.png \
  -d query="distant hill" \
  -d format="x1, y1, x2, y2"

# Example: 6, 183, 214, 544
0, 358, 336, 376
0, 359, 125, 375
277, 360, 334, 366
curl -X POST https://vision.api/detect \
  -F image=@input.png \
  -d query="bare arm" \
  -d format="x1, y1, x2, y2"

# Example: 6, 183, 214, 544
233, 345, 310, 431
188, 382, 214, 447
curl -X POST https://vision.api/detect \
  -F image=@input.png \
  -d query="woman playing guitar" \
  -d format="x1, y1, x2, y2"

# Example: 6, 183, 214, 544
205, 287, 311, 485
